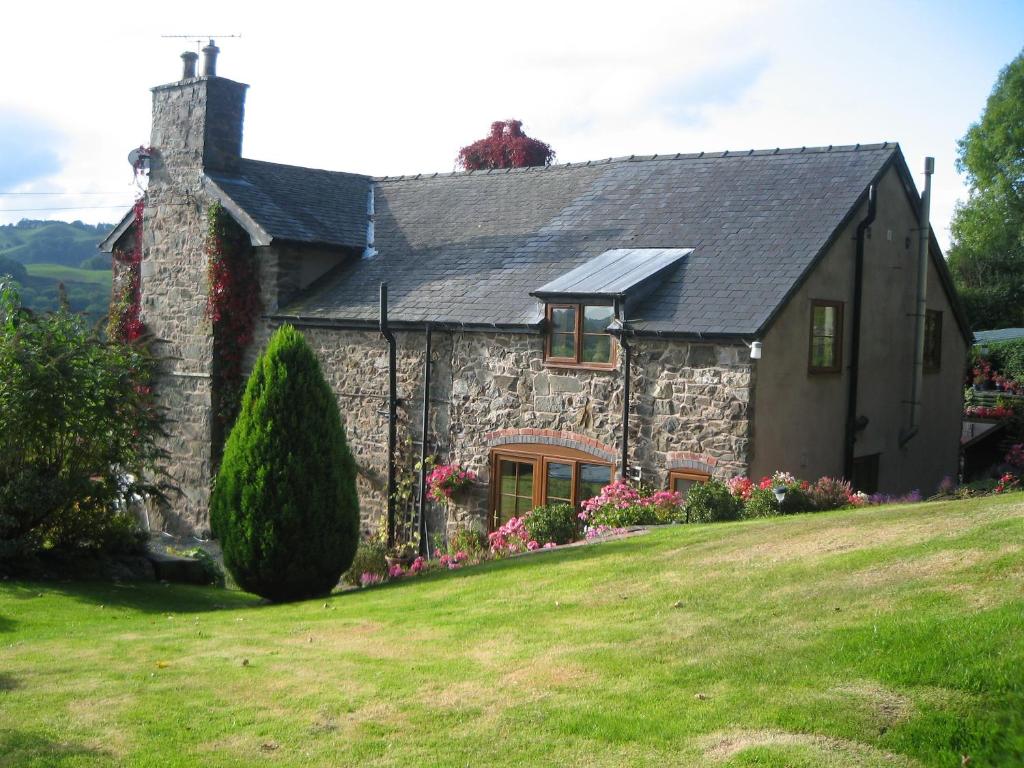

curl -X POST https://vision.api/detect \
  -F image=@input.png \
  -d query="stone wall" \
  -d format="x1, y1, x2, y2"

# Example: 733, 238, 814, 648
263, 323, 753, 540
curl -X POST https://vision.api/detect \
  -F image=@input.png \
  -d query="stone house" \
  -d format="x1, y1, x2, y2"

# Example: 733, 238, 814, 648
102, 48, 970, 538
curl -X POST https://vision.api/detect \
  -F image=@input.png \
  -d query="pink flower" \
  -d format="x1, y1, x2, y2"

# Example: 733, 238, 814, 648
409, 556, 426, 574
543, 542, 557, 549
360, 572, 383, 587
388, 564, 404, 579
527, 540, 540, 551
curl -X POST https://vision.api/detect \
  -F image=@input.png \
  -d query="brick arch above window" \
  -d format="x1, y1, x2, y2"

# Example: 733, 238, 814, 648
484, 428, 617, 464
665, 451, 719, 476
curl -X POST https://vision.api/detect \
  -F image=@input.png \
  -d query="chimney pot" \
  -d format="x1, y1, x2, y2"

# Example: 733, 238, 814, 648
202, 40, 220, 77
181, 51, 199, 79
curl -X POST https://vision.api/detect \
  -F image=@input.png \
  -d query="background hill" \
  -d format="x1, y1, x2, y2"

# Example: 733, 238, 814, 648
0, 219, 115, 319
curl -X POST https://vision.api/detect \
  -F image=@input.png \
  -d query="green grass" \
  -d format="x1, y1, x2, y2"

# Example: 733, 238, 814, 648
1, 496, 1022, 767
23, 263, 112, 287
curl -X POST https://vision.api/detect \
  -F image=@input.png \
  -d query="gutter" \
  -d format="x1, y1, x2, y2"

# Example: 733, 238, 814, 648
379, 283, 398, 549
416, 325, 432, 557
843, 184, 876, 481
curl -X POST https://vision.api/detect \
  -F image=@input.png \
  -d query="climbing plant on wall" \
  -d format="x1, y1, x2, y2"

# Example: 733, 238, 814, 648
107, 198, 146, 343
205, 202, 261, 430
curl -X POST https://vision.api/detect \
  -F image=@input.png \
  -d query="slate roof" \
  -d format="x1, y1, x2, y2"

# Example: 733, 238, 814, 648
973, 328, 1024, 346
275, 144, 899, 336
205, 159, 370, 249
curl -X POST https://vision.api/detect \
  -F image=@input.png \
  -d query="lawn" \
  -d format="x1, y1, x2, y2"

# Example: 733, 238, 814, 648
1, 495, 1022, 767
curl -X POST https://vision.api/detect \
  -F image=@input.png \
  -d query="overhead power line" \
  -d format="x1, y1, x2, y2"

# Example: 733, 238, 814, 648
0, 204, 133, 212
0, 191, 132, 196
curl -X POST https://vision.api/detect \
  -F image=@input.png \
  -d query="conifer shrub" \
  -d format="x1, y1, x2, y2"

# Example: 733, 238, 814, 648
210, 324, 359, 601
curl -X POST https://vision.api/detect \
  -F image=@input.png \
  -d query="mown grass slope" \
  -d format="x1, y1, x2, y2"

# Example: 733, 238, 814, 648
1, 495, 1021, 767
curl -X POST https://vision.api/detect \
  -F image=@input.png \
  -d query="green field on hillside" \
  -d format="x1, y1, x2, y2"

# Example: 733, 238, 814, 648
1, 496, 1021, 767
23, 263, 112, 287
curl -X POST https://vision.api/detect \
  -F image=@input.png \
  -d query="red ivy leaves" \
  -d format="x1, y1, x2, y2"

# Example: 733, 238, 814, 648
456, 119, 555, 171
109, 198, 146, 343
206, 203, 261, 425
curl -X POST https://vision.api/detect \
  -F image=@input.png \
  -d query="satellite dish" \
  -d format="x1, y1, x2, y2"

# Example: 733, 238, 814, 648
128, 146, 152, 174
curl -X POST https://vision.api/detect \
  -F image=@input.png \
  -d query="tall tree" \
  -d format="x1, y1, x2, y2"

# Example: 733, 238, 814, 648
457, 119, 555, 171
948, 50, 1024, 330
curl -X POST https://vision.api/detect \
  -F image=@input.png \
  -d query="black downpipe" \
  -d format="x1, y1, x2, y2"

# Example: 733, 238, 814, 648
379, 283, 397, 549
844, 185, 877, 482
416, 325, 432, 557
616, 300, 632, 481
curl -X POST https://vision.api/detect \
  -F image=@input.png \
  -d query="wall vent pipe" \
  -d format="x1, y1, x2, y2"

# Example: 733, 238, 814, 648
416, 325, 432, 557
379, 283, 398, 549
901, 157, 934, 447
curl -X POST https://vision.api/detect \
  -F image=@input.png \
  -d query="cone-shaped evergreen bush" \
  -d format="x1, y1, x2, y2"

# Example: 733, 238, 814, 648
210, 324, 359, 601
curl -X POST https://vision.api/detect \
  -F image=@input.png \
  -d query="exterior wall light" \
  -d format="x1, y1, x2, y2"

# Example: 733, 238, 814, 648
749, 341, 762, 360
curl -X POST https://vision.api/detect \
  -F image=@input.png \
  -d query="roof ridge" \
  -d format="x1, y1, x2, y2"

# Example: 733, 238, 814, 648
235, 157, 373, 181
372, 142, 898, 183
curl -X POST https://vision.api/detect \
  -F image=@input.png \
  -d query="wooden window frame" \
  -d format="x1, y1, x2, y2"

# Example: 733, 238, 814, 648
490, 445, 614, 530
808, 299, 844, 374
544, 302, 617, 370
667, 470, 711, 498
924, 309, 942, 372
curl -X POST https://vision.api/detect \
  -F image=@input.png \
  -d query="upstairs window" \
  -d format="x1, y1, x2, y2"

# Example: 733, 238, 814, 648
545, 303, 615, 368
924, 310, 942, 371
809, 300, 843, 374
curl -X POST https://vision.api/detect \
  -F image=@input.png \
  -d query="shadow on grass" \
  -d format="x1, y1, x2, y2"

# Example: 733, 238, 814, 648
0, 613, 16, 633
0, 729, 110, 766
0, 579, 260, 615
0, 673, 18, 691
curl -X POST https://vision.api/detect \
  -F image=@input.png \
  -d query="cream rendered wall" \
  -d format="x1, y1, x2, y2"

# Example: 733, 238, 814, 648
750, 165, 967, 492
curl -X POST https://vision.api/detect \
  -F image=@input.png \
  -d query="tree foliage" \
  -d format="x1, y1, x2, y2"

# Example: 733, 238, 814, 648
948, 50, 1024, 330
210, 324, 359, 601
0, 280, 163, 560
457, 119, 555, 171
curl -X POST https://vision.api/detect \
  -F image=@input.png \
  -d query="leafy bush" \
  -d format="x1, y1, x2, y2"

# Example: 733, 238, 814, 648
807, 477, 854, 511
743, 487, 782, 519
641, 491, 686, 524
210, 324, 360, 602
579, 481, 659, 528
525, 503, 577, 545
343, 539, 387, 587
0, 280, 162, 561
685, 479, 742, 523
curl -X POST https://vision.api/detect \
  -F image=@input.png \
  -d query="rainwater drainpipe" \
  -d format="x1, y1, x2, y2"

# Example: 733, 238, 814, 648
612, 299, 632, 481
900, 157, 934, 448
416, 325, 432, 557
379, 283, 397, 549
844, 184, 877, 481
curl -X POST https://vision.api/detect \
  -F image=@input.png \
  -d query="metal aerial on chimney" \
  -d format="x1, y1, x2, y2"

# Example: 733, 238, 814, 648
159, 34, 242, 78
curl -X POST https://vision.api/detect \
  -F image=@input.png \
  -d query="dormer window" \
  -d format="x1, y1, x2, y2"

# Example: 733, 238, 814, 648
545, 303, 615, 367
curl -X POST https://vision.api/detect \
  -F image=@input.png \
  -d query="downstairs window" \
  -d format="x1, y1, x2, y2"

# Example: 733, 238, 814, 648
492, 446, 614, 529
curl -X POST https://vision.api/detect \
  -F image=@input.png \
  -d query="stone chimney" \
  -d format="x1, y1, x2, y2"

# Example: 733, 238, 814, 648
149, 42, 248, 177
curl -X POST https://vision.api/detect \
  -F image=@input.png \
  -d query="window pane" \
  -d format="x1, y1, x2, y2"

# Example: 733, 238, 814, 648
578, 463, 612, 503
812, 338, 834, 368
582, 334, 612, 363
545, 462, 573, 504
550, 306, 576, 333
813, 306, 835, 337
550, 332, 576, 359
499, 460, 518, 495
499, 494, 517, 521
517, 462, 533, 499
583, 305, 614, 333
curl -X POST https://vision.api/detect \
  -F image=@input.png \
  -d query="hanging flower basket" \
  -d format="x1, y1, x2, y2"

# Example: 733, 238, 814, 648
426, 463, 477, 506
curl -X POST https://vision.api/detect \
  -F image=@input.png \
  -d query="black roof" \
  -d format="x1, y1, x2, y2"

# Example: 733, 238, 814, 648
276, 144, 899, 336
100, 141, 970, 340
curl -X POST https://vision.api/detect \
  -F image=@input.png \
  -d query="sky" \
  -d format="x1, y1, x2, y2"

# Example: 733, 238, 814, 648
1, 0, 1021, 252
